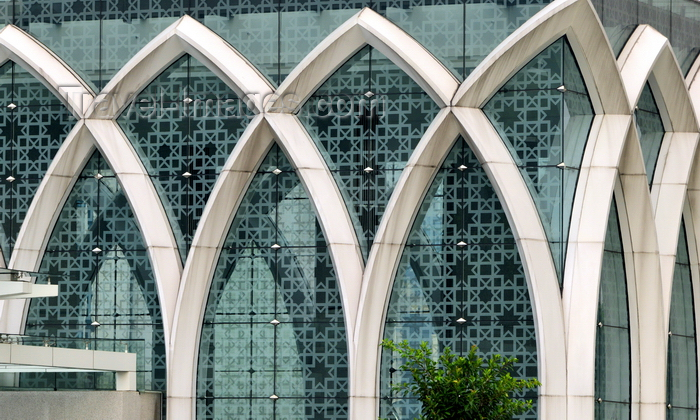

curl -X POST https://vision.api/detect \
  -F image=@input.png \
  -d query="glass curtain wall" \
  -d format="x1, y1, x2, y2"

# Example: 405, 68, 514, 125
118, 54, 251, 262
634, 82, 665, 187
197, 145, 348, 420
299, 45, 439, 259
590, 0, 700, 73
380, 138, 538, 420
23, 152, 166, 394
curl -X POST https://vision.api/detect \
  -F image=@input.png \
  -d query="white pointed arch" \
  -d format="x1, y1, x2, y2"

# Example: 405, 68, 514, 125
2, 118, 182, 343
618, 25, 700, 318
86, 15, 274, 120
562, 115, 630, 418
0, 122, 94, 333
0, 25, 93, 118
352, 104, 566, 419
84, 119, 183, 334
169, 113, 363, 419
453, 0, 627, 115
616, 122, 667, 418
266, 7, 459, 112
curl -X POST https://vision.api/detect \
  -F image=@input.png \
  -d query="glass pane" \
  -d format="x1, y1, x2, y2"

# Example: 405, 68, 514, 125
16, 0, 101, 91
667, 220, 698, 418
0, 62, 76, 258
118, 55, 251, 261
635, 83, 665, 186
191, 0, 279, 85
299, 46, 440, 258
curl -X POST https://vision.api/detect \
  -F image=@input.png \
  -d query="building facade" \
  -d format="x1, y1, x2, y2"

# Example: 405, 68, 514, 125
0, 0, 698, 419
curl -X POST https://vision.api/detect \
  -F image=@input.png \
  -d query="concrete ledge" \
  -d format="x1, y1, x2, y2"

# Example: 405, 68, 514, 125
0, 390, 161, 420
0, 343, 137, 390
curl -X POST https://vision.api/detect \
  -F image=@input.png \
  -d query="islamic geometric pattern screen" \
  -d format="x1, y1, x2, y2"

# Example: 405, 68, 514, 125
484, 36, 594, 286
23, 152, 166, 393
380, 137, 538, 420
0, 61, 75, 260
118, 54, 250, 262
197, 144, 348, 420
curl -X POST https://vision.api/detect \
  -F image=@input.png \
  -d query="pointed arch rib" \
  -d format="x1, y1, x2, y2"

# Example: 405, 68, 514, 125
264, 113, 364, 336
618, 25, 700, 316
616, 121, 667, 417
169, 113, 363, 418
563, 115, 630, 418
168, 115, 273, 418
266, 8, 458, 112
84, 119, 182, 338
619, 25, 697, 131
454, 0, 627, 115
0, 25, 94, 118
351, 109, 459, 419
3, 122, 94, 333
352, 107, 566, 419
453, 108, 566, 420
87, 15, 274, 119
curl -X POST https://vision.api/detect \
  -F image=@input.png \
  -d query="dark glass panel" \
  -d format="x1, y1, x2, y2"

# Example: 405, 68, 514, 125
595, 200, 631, 420
635, 82, 665, 186
299, 46, 440, 258
118, 54, 251, 261
0, 62, 75, 258
667, 220, 698, 418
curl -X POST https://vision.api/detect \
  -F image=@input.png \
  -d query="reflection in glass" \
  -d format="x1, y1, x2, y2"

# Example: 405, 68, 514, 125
23, 152, 166, 395
118, 55, 250, 262
635, 82, 665, 187
299, 45, 439, 259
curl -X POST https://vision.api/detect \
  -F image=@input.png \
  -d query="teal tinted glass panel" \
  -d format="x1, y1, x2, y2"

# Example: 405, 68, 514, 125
16, 0, 101, 91
23, 152, 166, 394
635, 82, 665, 186
197, 144, 348, 420
591, 0, 638, 56
671, 2, 700, 75
483, 37, 594, 286
279, 1, 360, 85
191, 0, 279, 85
299, 46, 440, 259
0, 62, 75, 259
101, 0, 185, 90
595, 200, 631, 419
379, 0, 464, 79
118, 54, 251, 262
667, 219, 698, 419
380, 138, 538, 420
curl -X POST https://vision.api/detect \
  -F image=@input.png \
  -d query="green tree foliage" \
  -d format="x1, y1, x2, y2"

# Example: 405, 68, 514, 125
381, 340, 540, 420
